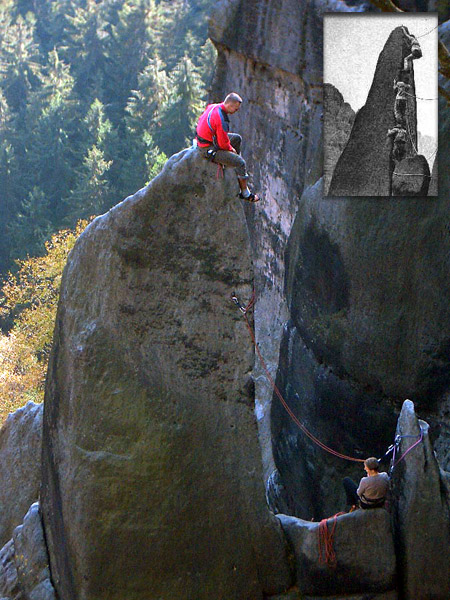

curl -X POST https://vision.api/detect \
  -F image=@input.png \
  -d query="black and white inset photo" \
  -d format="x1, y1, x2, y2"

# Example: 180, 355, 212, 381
324, 13, 438, 197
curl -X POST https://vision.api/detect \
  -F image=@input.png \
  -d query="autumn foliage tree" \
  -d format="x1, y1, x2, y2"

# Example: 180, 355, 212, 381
0, 220, 88, 424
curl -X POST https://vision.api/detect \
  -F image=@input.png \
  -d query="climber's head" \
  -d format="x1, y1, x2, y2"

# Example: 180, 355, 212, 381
223, 92, 243, 114
364, 457, 380, 475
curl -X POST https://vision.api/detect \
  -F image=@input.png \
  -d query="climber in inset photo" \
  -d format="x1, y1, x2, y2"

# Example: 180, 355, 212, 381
195, 92, 260, 203
323, 13, 438, 197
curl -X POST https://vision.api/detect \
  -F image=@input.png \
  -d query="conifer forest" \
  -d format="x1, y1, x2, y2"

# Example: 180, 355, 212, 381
0, 0, 212, 419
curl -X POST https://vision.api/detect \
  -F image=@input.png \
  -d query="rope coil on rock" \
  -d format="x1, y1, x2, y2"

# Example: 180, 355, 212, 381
232, 292, 364, 463
318, 513, 345, 568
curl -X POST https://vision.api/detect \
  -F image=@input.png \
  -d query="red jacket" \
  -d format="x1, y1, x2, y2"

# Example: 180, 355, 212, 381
196, 103, 234, 152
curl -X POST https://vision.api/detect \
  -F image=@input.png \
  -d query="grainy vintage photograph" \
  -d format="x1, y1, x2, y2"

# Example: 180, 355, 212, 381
324, 13, 438, 197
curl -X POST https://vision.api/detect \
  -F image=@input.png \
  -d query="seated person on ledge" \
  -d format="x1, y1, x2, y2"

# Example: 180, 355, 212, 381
343, 457, 390, 510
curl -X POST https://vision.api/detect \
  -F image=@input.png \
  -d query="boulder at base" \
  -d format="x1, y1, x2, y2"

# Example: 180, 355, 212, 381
41, 147, 290, 600
391, 400, 450, 599
277, 509, 396, 596
0, 402, 43, 549
0, 502, 56, 600
392, 155, 431, 196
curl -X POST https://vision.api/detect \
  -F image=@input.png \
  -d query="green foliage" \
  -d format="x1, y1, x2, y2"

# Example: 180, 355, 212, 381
154, 54, 204, 156
0, 0, 215, 279
0, 220, 88, 424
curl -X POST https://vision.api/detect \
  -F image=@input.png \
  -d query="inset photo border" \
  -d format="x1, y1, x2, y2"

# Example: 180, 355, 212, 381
324, 13, 438, 197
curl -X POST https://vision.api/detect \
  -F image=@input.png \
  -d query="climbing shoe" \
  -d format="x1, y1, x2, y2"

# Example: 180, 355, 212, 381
238, 191, 260, 203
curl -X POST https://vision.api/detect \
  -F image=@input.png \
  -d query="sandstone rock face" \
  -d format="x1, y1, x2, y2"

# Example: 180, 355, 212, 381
323, 83, 355, 195
270, 142, 450, 515
0, 503, 56, 600
41, 147, 290, 600
391, 400, 450, 599
277, 510, 396, 596
392, 155, 431, 196
329, 27, 418, 196
210, 0, 355, 479
0, 402, 42, 549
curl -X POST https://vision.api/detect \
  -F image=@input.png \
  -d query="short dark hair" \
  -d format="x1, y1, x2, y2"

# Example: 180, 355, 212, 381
364, 457, 380, 471
224, 92, 242, 104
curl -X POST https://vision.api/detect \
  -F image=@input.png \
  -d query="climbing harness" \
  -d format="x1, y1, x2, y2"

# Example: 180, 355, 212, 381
231, 291, 364, 463
318, 513, 345, 568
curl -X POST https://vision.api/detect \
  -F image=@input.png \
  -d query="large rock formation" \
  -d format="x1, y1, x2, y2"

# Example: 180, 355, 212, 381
277, 509, 396, 597
41, 147, 290, 600
323, 83, 355, 195
210, 0, 356, 480
328, 26, 420, 196
0, 402, 42, 549
268, 12, 450, 515
391, 400, 450, 599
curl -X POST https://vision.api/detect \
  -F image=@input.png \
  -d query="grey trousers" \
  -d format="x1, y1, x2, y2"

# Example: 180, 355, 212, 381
198, 133, 249, 179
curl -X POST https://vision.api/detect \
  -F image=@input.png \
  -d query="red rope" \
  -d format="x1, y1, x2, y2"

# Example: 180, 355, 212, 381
318, 513, 345, 568
392, 428, 424, 469
237, 292, 364, 463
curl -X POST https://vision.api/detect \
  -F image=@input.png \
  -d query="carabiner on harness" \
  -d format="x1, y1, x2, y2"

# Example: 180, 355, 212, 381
206, 148, 217, 162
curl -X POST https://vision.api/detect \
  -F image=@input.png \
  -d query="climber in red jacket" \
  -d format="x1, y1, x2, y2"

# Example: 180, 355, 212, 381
196, 92, 260, 203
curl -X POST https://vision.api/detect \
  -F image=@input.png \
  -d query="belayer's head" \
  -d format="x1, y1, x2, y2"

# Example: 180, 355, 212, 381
223, 92, 243, 114
364, 457, 380, 475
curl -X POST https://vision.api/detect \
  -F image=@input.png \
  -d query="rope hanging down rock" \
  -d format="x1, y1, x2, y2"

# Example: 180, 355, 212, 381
232, 292, 426, 470
232, 291, 365, 463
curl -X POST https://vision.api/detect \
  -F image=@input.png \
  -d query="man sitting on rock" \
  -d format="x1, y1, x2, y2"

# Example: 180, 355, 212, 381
195, 92, 260, 203
343, 457, 390, 511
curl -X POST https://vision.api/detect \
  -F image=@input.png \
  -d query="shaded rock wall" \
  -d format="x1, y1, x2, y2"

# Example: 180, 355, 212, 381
41, 148, 290, 600
269, 15, 450, 524
0, 402, 42, 549
210, 0, 355, 479
323, 83, 355, 195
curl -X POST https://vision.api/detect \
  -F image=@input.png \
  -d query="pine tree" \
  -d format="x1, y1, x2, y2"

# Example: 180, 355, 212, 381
0, 13, 42, 113
62, 0, 109, 101
7, 187, 53, 261
125, 57, 169, 139
154, 54, 204, 156
65, 145, 112, 223
103, 0, 161, 123
84, 97, 113, 150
